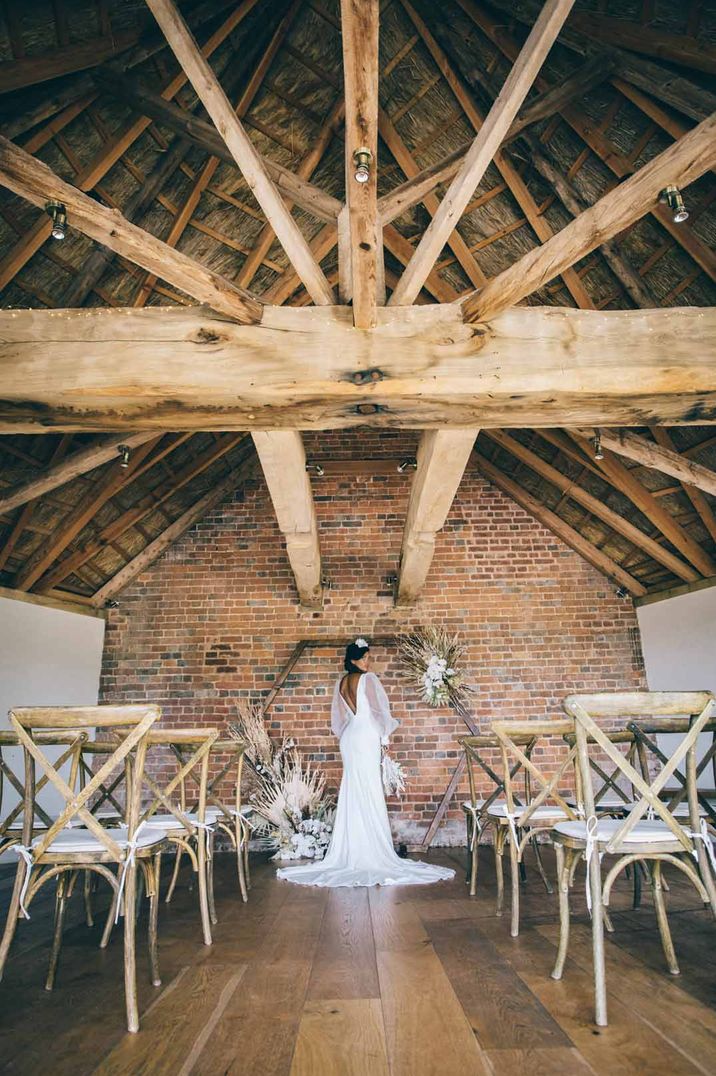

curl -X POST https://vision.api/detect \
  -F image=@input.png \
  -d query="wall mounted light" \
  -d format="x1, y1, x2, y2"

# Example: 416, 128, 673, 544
615, 586, 629, 600
397, 457, 417, 473
45, 200, 67, 240
352, 147, 373, 184
306, 461, 325, 476
659, 185, 689, 223
118, 444, 131, 469
593, 428, 604, 461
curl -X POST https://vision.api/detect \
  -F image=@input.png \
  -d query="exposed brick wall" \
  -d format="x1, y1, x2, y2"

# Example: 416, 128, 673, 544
100, 430, 645, 844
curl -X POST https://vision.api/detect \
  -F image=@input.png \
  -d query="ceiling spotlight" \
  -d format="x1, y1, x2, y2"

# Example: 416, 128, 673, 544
118, 444, 131, 469
397, 457, 417, 473
45, 200, 67, 240
593, 428, 604, 461
306, 461, 325, 476
659, 185, 689, 224
352, 147, 373, 184
615, 586, 629, 600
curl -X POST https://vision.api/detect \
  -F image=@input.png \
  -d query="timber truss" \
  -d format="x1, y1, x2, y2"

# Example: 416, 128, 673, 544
0, 0, 715, 610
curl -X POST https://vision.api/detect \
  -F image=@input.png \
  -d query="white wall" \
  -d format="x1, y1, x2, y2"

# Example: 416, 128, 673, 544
0, 594, 105, 832
636, 584, 716, 788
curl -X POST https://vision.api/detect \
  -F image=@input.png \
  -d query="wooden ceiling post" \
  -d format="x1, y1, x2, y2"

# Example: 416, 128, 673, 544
145, 0, 335, 306
340, 0, 380, 327
389, 0, 574, 306
396, 429, 478, 605
462, 112, 716, 322
251, 431, 323, 609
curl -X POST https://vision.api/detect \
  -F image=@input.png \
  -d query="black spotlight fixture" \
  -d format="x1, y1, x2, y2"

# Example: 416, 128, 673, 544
118, 444, 131, 469
659, 185, 689, 224
45, 200, 67, 240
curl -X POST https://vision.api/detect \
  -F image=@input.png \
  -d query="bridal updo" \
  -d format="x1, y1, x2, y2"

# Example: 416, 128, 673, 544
344, 637, 370, 673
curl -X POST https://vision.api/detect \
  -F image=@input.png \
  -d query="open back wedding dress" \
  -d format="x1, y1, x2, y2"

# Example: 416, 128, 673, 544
276, 671, 455, 887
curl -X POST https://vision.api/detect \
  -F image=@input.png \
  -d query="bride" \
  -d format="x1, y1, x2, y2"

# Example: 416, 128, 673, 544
277, 638, 455, 887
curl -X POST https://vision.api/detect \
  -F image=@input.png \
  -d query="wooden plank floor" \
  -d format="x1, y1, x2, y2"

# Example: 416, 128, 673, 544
0, 846, 714, 1075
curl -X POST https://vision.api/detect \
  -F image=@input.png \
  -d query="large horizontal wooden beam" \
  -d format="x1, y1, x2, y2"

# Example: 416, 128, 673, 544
1, 305, 715, 432
0, 134, 262, 324
0, 28, 143, 94
463, 111, 716, 322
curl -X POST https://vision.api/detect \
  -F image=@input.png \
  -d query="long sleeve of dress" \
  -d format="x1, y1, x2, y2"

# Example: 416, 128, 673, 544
363, 672, 399, 740
331, 679, 351, 739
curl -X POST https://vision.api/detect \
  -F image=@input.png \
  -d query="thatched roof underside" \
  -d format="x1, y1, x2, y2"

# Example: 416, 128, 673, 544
0, 0, 715, 605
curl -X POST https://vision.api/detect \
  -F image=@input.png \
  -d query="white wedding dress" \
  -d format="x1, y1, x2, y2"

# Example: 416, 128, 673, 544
276, 671, 455, 887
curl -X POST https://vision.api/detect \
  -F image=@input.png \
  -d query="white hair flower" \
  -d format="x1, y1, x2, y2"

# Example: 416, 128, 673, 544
355, 637, 369, 648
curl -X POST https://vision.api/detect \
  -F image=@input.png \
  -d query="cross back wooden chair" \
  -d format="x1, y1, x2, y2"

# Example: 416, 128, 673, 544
135, 728, 220, 947
490, 719, 580, 938
627, 715, 716, 825
169, 737, 251, 907
458, 732, 537, 897
553, 691, 716, 1028
0, 705, 167, 1034
0, 730, 86, 851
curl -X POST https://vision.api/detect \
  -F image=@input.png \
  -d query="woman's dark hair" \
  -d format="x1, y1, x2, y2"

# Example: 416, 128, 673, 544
344, 640, 370, 673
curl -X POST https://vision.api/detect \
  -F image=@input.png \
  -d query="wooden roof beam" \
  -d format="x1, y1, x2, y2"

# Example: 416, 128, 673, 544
0, 432, 156, 517
649, 428, 716, 546
251, 431, 323, 608
340, 0, 380, 327
484, 430, 698, 583
389, 0, 575, 307
89, 454, 257, 606
474, 451, 647, 596
146, 0, 335, 306
462, 111, 716, 322
397, 430, 478, 605
0, 27, 145, 95
567, 432, 716, 578
377, 52, 614, 227
0, 134, 263, 323
3, 305, 715, 432
579, 429, 716, 498
567, 11, 716, 76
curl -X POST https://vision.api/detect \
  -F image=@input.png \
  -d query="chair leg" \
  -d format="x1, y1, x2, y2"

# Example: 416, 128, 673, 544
83, 869, 94, 927
0, 859, 28, 982
588, 848, 607, 1027
469, 827, 479, 897
494, 827, 505, 918
652, 860, 680, 975
45, 874, 68, 991
236, 817, 248, 904
509, 831, 521, 938
123, 862, 140, 1033
207, 831, 217, 926
244, 826, 251, 892
552, 844, 571, 981
197, 832, 212, 946
166, 845, 183, 904
148, 852, 162, 988
531, 836, 553, 895
100, 873, 120, 949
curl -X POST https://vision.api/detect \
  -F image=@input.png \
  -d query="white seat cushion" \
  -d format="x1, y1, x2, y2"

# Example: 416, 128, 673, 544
32, 825, 166, 855
144, 809, 221, 829
565, 794, 635, 811
462, 800, 486, 810
670, 800, 711, 819
553, 817, 684, 845
229, 805, 254, 817
488, 802, 568, 821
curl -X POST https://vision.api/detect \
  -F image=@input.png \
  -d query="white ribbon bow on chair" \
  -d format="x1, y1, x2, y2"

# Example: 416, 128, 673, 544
115, 821, 148, 924
687, 818, 716, 877
11, 844, 34, 920
583, 814, 604, 916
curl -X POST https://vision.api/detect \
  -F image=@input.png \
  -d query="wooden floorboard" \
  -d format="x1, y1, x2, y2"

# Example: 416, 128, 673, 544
0, 847, 714, 1075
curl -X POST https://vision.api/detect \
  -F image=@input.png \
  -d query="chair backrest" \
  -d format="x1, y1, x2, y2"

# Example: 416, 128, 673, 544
0, 731, 87, 843
9, 705, 159, 861
490, 719, 580, 826
140, 728, 220, 833
458, 732, 536, 812
563, 729, 639, 811
626, 715, 716, 825
188, 738, 246, 820
563, 692, 716, 853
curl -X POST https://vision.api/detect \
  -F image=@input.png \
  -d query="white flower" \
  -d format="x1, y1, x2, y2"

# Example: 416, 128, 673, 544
355, 636, 369, 648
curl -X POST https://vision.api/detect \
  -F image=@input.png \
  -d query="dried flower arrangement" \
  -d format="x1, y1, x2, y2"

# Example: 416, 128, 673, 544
398, 627, 473, 717
228, 699, 335, 861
